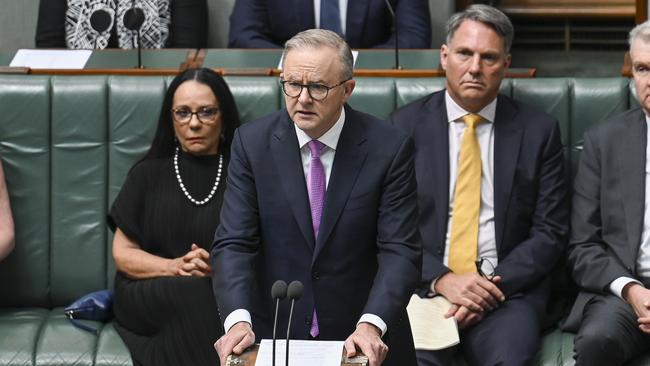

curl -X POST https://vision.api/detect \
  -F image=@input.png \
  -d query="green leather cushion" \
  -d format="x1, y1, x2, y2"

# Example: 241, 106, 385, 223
0, 76, 50, 307
224, 76, 282, 123
0, 308, 131, 366
107, 76, 167, 290
0, 308, 48, 366
511, 78, 571, 146
50, 76, 109, 306
570, 78, 630, 179
95, 323, 133, 366
348, 77, 396, 119
35, 309, 131, 366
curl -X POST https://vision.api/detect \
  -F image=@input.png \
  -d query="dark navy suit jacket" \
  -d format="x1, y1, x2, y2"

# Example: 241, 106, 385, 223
228, 0, 431, 48
390, 90, 569, 320
211, 105, 421, 364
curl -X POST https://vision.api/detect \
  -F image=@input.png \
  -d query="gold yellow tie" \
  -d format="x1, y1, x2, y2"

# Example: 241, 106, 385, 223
448, 113, 482, 274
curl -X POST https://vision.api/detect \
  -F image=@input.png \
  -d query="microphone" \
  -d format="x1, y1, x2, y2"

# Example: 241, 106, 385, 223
123, 1, 145, 69
89, 9, 111, 49
271, 280, 288, 366
285, 281, 303, 366
383, 0, 401, 70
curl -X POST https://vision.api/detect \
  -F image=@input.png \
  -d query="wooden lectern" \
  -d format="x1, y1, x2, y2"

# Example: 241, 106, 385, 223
226, 344, 369, 366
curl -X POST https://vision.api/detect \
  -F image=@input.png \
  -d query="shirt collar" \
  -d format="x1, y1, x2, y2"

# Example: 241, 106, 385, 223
445, 90, 497, 124
295, 107, 346, 150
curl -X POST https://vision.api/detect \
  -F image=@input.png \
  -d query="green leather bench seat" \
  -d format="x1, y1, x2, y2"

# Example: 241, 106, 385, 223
0, 74, 643, 365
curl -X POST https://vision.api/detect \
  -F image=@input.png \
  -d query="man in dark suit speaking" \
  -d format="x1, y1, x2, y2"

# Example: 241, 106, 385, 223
390, 5, 568, 365
211, 29, 421, 366
562, 20, 650, 365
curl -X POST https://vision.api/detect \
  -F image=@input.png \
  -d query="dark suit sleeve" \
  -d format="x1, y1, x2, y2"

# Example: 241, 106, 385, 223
169, 0, 207, 48
388, 102, 448, 297
496, 121, 569, 297
211, 129, 262, 319
567, 129, 632, 293
371, 0, 431, 49
35, 0, 67, 48
228, 0, 282, 48
363, 135, 422, 326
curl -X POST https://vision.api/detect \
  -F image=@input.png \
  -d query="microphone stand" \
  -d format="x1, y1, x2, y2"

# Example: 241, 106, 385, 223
285, 299, 296, 366
383, 0, 401, 70
271, 280, 287, 366
285, 281, 303, 366
136, 29, 142, 69
124, 0, 145, 69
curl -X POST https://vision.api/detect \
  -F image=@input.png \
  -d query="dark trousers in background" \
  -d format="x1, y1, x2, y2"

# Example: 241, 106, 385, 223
573, 293, 650, 366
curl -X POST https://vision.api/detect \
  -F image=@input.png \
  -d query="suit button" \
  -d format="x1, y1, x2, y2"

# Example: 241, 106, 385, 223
305, 316, 312, 325
437, 249, 443, 255
312, 271, 320, 280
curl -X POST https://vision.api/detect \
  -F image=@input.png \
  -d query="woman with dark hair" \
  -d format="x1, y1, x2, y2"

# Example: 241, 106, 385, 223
108, 68, 239, 366
35, 0, 207, 49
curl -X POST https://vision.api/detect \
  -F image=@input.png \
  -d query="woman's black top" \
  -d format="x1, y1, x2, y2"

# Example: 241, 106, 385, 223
109, 149, 225, 257
107, 150, 226, 366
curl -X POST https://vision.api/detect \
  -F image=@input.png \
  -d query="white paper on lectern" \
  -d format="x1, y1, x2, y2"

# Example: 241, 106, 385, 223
10, 49, 92, 69
277, 50, 358, 70
255, 339, 344, 366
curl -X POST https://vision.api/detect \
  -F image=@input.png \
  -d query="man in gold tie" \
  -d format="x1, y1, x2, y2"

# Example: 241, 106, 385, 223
390, 4, 569, 366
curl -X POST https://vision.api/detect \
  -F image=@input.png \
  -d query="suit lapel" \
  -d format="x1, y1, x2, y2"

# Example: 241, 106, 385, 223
270, 112, 315, 250
345, 0, 369, 47
314, 106, 367, 262
426, 93, 451, 254
493, 96, 523, 250
620, 111, 647, 263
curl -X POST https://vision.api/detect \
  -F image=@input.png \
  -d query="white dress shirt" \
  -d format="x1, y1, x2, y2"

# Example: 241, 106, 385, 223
443, 92, 499, 273
609, 115, 650, 298
225, 107, 387, 336
313, 0, 348, 35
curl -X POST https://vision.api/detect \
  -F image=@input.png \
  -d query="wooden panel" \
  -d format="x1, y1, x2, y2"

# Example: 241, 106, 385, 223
499, 0, 635, 18
637, 0, 647, 22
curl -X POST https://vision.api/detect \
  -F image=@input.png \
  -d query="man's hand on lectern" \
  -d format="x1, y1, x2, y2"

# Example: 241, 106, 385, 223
344, 322, 388, 366
214, 321, 255, 366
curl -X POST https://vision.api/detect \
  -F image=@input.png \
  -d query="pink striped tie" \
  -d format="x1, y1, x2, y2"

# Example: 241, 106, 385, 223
307, 139, 325, 338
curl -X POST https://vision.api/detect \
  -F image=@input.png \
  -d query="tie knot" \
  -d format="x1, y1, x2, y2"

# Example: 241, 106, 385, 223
308, 140, 325, 158
462, 113, 482, 128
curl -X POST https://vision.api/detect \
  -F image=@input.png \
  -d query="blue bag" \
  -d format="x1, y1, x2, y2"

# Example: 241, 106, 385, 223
64, 289, 113, 334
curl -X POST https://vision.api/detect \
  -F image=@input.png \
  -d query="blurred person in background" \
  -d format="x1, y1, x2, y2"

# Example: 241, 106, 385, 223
36, 0, 207, 49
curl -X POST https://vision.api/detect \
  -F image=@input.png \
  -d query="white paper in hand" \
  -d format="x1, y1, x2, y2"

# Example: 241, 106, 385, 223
406, 294, 460, 350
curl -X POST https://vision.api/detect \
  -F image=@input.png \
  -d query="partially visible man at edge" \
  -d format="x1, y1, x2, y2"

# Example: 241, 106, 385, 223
562, 19, 650, 366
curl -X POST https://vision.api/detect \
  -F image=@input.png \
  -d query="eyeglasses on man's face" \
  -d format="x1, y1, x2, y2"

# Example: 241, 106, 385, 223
475, 257, 496, 281
280, 79, 350, 101
171, 106, 220, 124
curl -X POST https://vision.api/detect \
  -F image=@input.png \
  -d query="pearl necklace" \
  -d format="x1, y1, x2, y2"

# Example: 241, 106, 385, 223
174, 147, 223, 206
